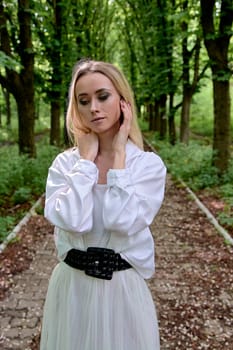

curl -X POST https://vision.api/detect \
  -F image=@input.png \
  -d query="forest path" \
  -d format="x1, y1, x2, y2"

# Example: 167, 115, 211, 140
0, 175, 232, 349
149, 175, 233, 349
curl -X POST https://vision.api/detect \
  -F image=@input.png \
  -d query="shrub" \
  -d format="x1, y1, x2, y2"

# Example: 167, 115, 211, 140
151, 139, 220, 190
0, 140, 59, 199
0, 216, 15, 241
13, 187, 32, 204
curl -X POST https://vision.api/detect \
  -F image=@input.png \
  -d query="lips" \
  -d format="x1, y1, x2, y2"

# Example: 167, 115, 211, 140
91, 117, 105, 122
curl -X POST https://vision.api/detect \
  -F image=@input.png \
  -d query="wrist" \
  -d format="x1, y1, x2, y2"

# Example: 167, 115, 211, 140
112, 151, 126, 169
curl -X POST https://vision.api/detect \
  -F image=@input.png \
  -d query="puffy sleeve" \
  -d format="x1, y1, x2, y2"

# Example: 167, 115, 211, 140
103, 152, 166, 236
44, 149, 99, 233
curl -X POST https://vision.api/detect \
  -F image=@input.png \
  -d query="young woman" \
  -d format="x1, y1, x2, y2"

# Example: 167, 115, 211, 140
40, 59, 166, 350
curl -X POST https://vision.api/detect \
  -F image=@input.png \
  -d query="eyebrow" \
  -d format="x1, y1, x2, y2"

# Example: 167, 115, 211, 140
77, 88, 111, 98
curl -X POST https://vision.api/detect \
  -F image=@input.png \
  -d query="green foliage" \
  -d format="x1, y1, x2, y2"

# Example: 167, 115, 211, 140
0, 140, 59, 201
219, 183, 233, 200
217, 212, 233, 228
13, 187, 32, 204
0, 109, 51, 144
0, 139, 59, 242
35, 203, 44, 216
189, 78, 213, 138
148, 134, 233, 232
222, 158, 233, 189
219, 160, 233, 214
151, 139, 219, 190
150, 135, 233, 192
0, 50, 22, 71
0, 0, 232, 240
138, 117, 150, 132
0, 216, 15, 241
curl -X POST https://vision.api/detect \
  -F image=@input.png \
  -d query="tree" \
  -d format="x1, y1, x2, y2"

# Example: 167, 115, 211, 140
49, 0, 63, 146
0, 0, 36, 156
33, 0, 114, 146
200, 0, 233, 174
72, 0, 113, 61
166, 0, 177, 145
179, 0, 203, 144
1, 87, 11, 128
33, 0, 67, 146
115, 0, 172, 138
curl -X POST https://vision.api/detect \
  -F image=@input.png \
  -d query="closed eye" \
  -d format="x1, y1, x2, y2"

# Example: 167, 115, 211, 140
98, 93, 110, 101
78, 99, 89, 106
78, 91, 111, 105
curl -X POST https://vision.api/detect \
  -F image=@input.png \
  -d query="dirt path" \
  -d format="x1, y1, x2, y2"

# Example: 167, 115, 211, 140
0, 175, 232, 349
150, 176, 233, 349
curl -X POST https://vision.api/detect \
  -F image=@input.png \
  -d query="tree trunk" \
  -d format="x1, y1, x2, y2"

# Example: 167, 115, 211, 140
148, 103, 155, 131
17, 0, 35, 156
50, 98, 61, 146
16, 89, 35, 156
168, 92, 176, 145
159, 94, 167, 139
180, 1, 190, 145
5, 90, 11, 128
200, 0, 233, 174
212, 78, 231, 171
0, 0, 36, 157
180, 90, 192, 144
151, 100, 160, 132
167, 0, 176, 145
49, 0, 62, 146
2, 87, 11, 128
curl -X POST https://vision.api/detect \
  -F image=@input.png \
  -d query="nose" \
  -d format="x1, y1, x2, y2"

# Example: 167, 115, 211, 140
90, 98, 99, 113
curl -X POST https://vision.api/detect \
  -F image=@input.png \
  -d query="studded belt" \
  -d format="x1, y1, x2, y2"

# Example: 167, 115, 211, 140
63, 247, 132, 280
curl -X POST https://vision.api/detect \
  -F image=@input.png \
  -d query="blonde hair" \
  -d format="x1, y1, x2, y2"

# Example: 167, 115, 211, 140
66, 59, 143, 149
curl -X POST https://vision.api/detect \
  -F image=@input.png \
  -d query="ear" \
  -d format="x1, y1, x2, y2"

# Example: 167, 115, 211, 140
119, 110, 124, 125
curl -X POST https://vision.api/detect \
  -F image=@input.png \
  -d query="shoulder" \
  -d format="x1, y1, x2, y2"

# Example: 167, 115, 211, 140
126, 141, 166, 170
50, 147, 80, 171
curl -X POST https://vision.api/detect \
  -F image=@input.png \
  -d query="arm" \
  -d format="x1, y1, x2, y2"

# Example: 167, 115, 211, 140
103, 152, 166, 236
44, 150, 98, 233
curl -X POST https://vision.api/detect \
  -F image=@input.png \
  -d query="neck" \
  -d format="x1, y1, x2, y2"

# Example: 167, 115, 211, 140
97, 124, 119, 156
98, 133, 114, 156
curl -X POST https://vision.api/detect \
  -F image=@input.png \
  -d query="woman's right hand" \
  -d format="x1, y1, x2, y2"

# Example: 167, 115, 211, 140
78, 131, 99, 162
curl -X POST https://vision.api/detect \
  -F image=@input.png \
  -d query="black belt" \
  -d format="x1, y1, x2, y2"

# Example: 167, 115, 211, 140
64, 247, 132, 280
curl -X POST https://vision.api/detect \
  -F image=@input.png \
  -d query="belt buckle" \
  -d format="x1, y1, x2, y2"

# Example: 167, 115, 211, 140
85, 247, 115, 280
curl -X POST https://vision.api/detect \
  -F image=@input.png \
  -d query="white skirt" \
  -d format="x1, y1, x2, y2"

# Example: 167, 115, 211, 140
40, 262, 160, 350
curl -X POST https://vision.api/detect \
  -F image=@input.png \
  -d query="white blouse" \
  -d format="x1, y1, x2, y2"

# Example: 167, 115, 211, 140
44, 141, 166, 279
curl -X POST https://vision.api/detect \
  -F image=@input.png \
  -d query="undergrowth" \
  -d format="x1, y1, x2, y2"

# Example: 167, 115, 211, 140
147, 134, 233, 229
0, 138, 59, 242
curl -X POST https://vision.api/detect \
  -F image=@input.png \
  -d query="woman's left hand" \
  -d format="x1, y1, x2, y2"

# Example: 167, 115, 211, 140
112, 100, 132, 154
112, 100, 132, 169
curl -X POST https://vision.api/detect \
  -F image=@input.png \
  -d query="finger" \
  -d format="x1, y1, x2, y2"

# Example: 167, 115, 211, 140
120, 101, 132, 123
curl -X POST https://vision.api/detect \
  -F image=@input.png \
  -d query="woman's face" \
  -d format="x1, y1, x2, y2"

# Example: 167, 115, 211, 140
75, 72, 121, 135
